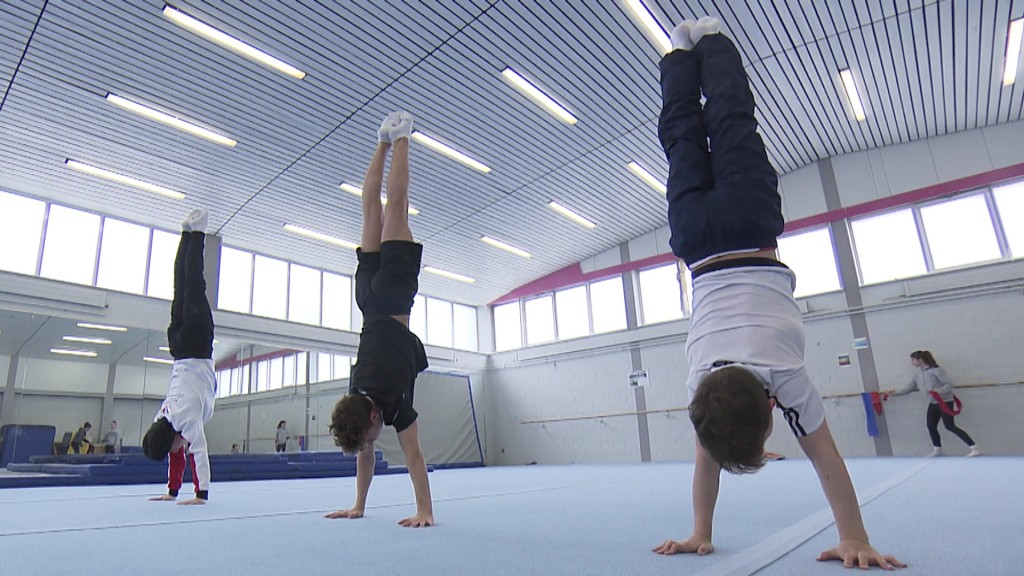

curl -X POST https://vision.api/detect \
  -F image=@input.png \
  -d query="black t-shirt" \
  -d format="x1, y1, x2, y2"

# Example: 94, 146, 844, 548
350, 317, 429, 433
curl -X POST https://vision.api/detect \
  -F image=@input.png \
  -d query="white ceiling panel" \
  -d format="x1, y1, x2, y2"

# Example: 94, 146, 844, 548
2, 0, 1022, 306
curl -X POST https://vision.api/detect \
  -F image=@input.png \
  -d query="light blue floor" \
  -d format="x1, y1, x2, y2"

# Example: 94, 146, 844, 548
0, 458, 1019, 575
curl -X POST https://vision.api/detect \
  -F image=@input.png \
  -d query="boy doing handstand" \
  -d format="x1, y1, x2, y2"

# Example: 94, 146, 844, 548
326, 112, 433, 528
143, 208, 216, 505
652, 18, 905, 570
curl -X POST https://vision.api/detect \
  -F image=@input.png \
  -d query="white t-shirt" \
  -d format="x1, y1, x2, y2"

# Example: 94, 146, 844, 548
156, 358, 217, 490
686, 265, 825, 437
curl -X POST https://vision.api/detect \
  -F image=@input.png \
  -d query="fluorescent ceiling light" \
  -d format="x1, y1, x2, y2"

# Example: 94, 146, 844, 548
623, 0, 672, 54
481, 236, 531, 258
338, 183, 420, 215
423, 266, 476, 284
50, 348, 97, 358
143, 356, 174, 365
547, 201, 596, 229
66, 160, 185, 200
76, 322, 128, 332
106, 94, 237, 146
411, 131, 491, 173
162, 5, 305, 79
63, 336, 112, 345
627, 161, 667, 195
500, 68, 578, 125
282, 224, 359, 249
1004, 18, 1024, 86
839, 69, 866, 121
159, 346, 171, 352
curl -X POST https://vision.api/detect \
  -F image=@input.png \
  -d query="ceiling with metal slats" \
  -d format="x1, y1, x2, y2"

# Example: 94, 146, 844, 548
1, 0, 1022, 306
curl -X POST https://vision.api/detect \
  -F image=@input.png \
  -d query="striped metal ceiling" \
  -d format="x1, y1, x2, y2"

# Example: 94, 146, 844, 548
1, 1, 1022, 306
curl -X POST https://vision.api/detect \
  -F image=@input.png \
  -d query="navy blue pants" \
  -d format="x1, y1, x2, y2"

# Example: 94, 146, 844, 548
168, 232, 214, 360
658, 34, 783, 267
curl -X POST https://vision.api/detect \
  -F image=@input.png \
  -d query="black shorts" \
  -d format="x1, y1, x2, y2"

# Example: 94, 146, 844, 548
355, 241, 423, 318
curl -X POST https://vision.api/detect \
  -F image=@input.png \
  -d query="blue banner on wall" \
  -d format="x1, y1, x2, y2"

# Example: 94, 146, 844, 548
861, 392, 879, 437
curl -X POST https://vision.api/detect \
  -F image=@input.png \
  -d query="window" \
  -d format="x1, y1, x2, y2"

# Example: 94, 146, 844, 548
850, 209, 926, 285
453, 304, 478, 351
777, 227, 842, 298
332, 354, 350, 380
590, 277, 627, 333
426, 298, 454, 347
288, 264, 321, 325
0, 191, 45, 275
147, 230, 178, 299
252, 255, 288, 319
39, 205, 100, 285
493, 301, 523, 351
524, 294, 555, 344
316, 352, 333, 383
96, 218, 150, 294
295, 352, 308, 385
994, 181, 1024, 258
239, 365, 250, 395
219, 247, 253, 313
554, 286, 589, 339
255, 360, 269, 392
321, 272, 352, 330
410, 295, 426, 340
283, 354, 296, 387
269, 357, 284, 390
919, 194, 1001, 270
637, 264, 685, 324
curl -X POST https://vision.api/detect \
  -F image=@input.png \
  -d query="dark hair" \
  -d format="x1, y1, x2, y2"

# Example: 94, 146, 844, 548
910, 350, 939, 368
330, 395, 374, 454
83, 422, 92, 429
278, 420, 286, 428
142, 418, 177, 461
689, 366, 772, 474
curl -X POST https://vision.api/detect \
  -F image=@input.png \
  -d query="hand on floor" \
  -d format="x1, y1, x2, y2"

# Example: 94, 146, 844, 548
148, 494, 176, 501
177, 498, 207, 506
652, 535, 714, 555
817, 540, 906, 570
398, 512, 434, 528
324, 508, 364, 519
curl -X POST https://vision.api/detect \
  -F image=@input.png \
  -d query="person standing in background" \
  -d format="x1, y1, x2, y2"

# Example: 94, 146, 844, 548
102, 421, 121, 454
275, 420, 289, 453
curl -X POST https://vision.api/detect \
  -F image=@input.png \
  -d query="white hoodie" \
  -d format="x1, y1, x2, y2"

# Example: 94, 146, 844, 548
156, 358, 217, 491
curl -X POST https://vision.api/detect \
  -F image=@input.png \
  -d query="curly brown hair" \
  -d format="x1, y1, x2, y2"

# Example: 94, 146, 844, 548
329, 394, 374, 454
689, 366, 772, 474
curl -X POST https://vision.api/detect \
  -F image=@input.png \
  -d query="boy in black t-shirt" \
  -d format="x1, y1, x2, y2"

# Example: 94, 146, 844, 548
327, 111, 433, 528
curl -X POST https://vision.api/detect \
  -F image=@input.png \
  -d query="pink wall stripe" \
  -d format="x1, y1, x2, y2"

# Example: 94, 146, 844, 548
493, 161, 1024, 306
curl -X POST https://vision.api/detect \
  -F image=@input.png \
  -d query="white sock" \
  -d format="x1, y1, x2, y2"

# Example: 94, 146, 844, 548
670, 21, 695, 51
689, 16, 721, 45
186, 208, 208, 234
389, 111, 413, 141
378, 112, 400, 143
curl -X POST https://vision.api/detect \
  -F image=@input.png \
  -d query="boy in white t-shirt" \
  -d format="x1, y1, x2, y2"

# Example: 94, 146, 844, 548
142, 208, 217, 505
652, 18, 904, 570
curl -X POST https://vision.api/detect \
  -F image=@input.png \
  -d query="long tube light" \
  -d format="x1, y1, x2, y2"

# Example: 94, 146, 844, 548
63, 336, 113, 345
1004, 18, 1024, 86
481, 236, 531, 258
423, 266, 476, 284
411, 131, 491, 173
162, 5, 305, 79
627, 161, 667, 195
623, 0, 672, 54
548, 201, 596, 229
500, 68, 577, 125
50, 348, 98, 358
339, 183, 420, 215
839, 69, 867, 121
106, 94, 236, 146
282, 224, 359, 250
66, 160, 185, 200
143, 356, 174, 365
76, 322, 128, 332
